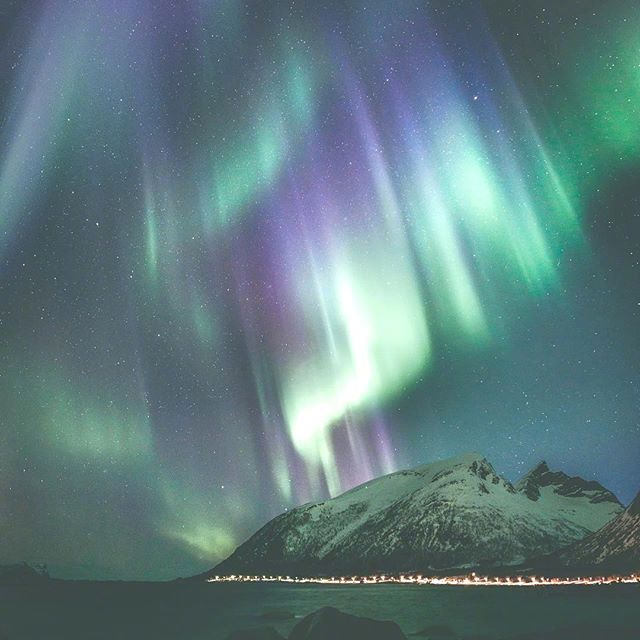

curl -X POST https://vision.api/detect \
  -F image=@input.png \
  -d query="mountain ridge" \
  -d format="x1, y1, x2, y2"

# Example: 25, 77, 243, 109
547, 491, 640, 571
204, 453, 623, 578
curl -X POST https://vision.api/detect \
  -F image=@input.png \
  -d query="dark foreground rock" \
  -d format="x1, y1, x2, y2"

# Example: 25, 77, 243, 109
226, 627, 285, 640
289, 606, 406, 640
0, 563, 49, 585
225, 608, 638, 640
411, 624, 457, 637
260, 610, 295, 621
501, 622, 638, 640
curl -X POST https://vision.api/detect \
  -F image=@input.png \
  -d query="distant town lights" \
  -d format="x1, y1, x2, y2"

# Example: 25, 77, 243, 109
207, 573, 640, 587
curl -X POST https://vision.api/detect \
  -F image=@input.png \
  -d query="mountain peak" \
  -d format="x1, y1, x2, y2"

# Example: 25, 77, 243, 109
208, 453, 623, 578
457, 451, 485, 462
416, 452, 485, 468
516, 461, 622, 508
628, 491, 640, 516
552, 487, 640, 570
413, 452, 488, 474
521, 460, 550, 479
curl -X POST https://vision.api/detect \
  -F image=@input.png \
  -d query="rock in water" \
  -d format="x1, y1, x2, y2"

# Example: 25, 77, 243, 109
226, 628, 285, 640
501, 622, 637, 640
410, 624, 457, 637
289, 607, 406, 640
0, 563, 50, 585
260, 610, 295, 621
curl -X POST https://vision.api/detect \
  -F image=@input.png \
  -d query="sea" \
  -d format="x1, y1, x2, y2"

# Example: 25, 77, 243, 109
0, 581, 637, 639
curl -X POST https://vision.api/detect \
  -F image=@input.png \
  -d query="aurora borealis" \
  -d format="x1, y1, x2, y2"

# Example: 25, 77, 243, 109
0, 0, 639, 580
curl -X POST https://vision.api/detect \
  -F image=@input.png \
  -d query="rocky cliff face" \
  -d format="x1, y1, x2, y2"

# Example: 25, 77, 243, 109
553, 491, 640, 570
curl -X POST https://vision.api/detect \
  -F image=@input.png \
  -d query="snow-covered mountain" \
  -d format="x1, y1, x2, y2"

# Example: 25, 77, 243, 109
553, 491, 640, 571
515, 461, 622, 532
207, 453, 623, 577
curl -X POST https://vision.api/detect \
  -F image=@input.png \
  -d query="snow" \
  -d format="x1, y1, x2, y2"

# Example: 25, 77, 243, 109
561, 491, 640, 566
214, 453, 626, 575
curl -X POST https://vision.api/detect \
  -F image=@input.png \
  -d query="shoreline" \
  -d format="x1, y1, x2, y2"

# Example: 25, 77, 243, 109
206, 572, 640, 587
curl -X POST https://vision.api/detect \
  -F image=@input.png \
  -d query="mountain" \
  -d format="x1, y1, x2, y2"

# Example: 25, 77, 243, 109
206, 453, 623, 577
0, 563, 50, 585
514, 461, 623, 532
552, 490, 640, 571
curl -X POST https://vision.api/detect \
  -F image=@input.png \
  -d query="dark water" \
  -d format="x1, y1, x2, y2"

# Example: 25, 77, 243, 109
0, 581, 637, 639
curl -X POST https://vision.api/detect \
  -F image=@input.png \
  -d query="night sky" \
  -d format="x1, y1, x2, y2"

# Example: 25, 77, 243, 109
0, 0, 639, 580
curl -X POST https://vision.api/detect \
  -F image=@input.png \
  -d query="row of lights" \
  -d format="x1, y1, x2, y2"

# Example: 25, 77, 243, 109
207, 572, 640, 587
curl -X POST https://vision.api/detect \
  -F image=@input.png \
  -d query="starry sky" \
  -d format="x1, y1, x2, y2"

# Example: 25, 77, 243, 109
0, 0, 639, 580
